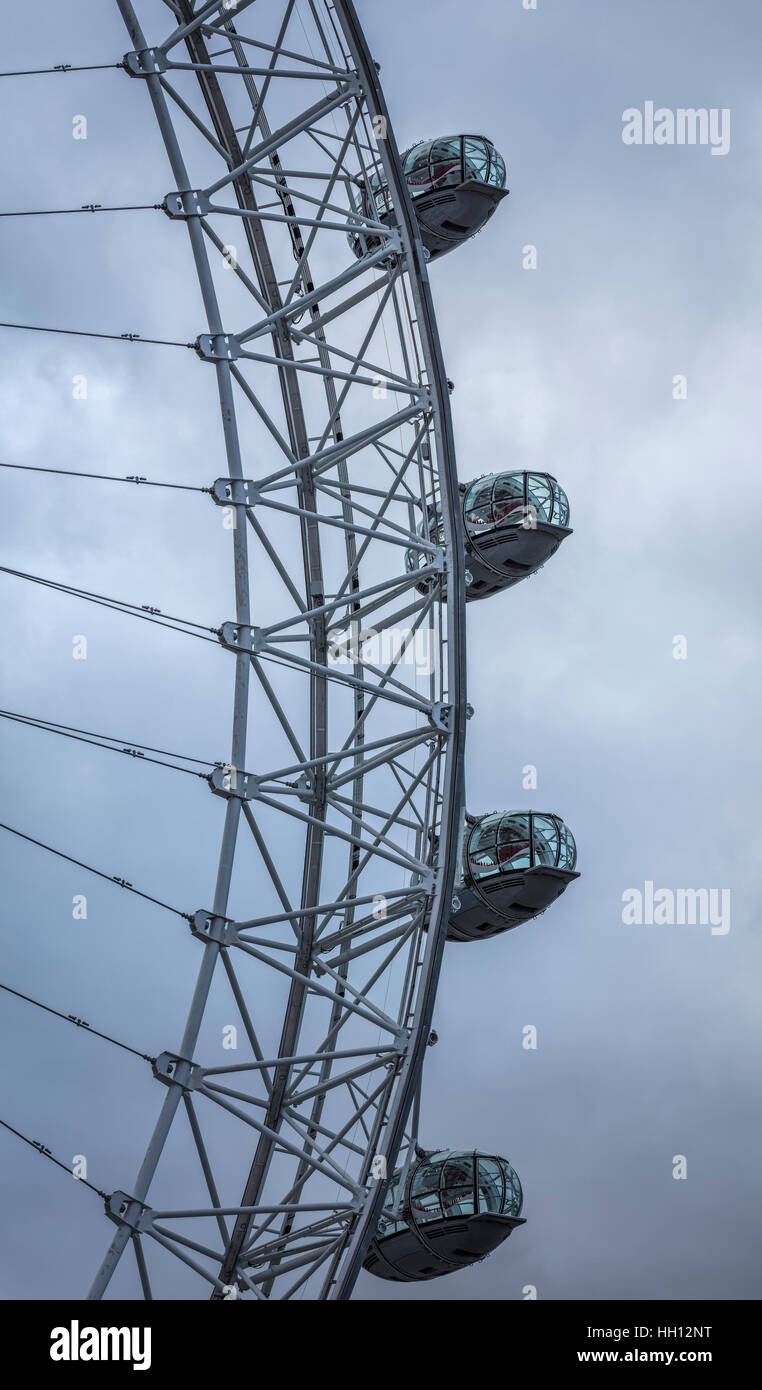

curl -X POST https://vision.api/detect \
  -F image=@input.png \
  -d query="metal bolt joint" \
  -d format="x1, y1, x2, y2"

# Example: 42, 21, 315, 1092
195, 333, 242, 362
218, 621, 266, 654
123, 48, 169, 77
211, 477, 259, 507
209, 765, 260, 801
105, 1190, 151, 1232
190, 909, 238, 946
163, 189, 212, 219
428, 701, 451, 731
152, 1051, 202, 1091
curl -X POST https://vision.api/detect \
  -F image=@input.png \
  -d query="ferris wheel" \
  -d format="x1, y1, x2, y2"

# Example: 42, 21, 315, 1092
0, 0, 578, 1300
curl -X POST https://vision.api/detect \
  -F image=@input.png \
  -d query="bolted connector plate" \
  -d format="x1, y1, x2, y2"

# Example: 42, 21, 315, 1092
124, 48, 169, 76
152, 1051, 202, 1091
195, 333, 242, 362
428, 702, 451, 731
106, 1190, 150, 1232
219, 621, 266, 654
163, 189, 212, 219
429, 546, 445, 574
190, 909, 237, 946
209, 765, 259, 800
212, 478, 259, 507
415, 867, 435, 893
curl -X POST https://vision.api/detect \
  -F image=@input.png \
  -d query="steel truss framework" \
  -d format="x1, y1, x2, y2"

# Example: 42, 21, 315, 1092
17, 0, 475, 1300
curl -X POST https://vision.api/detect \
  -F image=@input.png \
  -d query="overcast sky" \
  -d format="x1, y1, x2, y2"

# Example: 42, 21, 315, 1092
1, 0, 761, 1302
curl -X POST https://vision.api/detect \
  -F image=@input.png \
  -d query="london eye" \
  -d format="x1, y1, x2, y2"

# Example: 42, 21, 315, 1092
0, 0, 577, 1301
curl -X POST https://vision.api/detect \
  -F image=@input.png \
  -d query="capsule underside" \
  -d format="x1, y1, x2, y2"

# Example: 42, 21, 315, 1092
364, 1210, 525, 1281
465, 520, 571, 599
448, 864, 580, 941
411, 181, 508, 260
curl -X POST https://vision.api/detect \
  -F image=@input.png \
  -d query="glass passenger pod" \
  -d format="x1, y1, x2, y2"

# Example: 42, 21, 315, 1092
363, 1149, 525, 1282
463, 471, 572, 598
448, 811, 580, 942
405, 470, 572, 601
348, 135, 509, 261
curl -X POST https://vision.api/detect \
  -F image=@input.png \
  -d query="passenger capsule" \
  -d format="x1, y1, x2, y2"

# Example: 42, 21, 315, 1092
349, 134, 509, 261
448, 811, 579, 942
363, 1149, 525, 1282
462, 471, 572, 598
407, 471, 572, 601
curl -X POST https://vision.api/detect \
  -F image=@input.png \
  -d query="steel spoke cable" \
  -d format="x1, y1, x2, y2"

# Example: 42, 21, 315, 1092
0, 62, 124, 78
0, 822, 192, 921
0, 565, 221, 643
0, 1118, 108, 1200
0, 203, 162, 217
0, 319, 195, 349
0, 459, 210, 492
0, 707, 218, 778
0, 981, 155, 1063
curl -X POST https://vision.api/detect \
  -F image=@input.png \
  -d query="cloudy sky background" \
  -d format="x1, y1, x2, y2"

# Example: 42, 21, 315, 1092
1, 0, 761, 1300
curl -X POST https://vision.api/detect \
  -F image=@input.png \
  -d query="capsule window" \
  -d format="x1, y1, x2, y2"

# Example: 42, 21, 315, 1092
467, 815, 500, 878
466, 811, 577, 880
498, 1159, 523, 1216
477, 1157, 504, 1213
497, 814, 532, 870
463, 472, 570, 534
367, 1151, 525, 1274
464, 137, 506, 188
552, 479, 570, 527
411, 1161, 442, 1197
558, 821, 577, 869
442, 1186, 476, 1217
493, 474, 526, 525
401, 136, 506, 199
403, 149, 433, 189
464, 478, 496, 528
463, 136, 490, 183
410, 1190, 444, 1224
531, 814, 562, 868
426, 138, 464, 191
443, 1156, 473, 1188
525, 473, 553, 523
